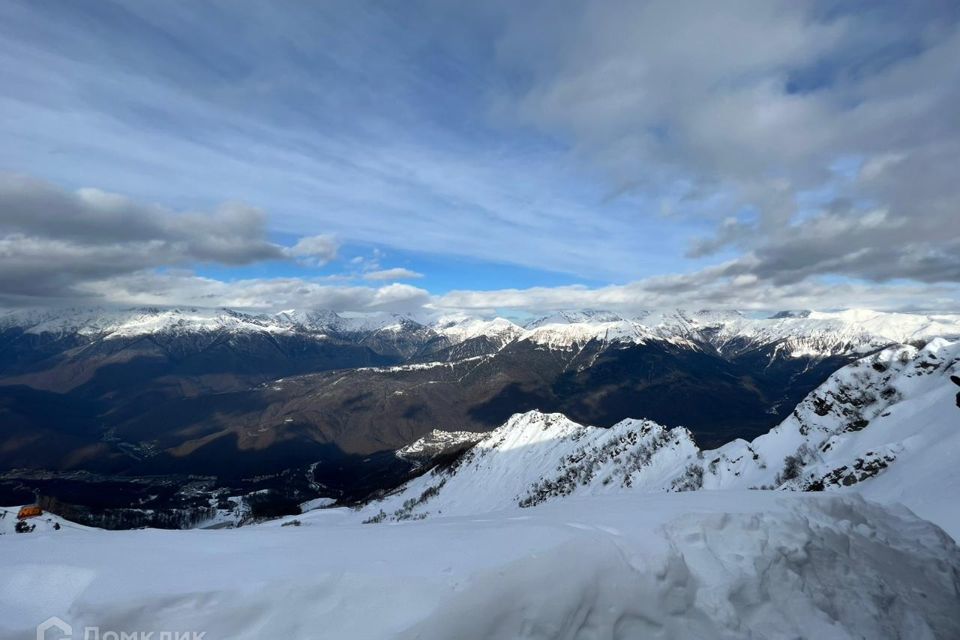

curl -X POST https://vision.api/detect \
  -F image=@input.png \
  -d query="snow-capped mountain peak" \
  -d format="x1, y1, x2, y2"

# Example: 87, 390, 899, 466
524, 309, 627, 328
361, 337, 960, 537
431, 315, 523, 347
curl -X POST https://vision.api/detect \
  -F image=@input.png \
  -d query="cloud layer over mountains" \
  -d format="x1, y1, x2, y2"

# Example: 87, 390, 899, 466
1, 2, 958, 313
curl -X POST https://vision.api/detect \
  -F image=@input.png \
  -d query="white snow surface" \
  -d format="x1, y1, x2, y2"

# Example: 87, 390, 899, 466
361, 339, 960, 539
1, 492, 958, 640
395, 429, 486, 466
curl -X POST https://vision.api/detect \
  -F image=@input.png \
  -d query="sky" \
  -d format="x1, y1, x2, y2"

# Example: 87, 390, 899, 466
1, 0, 959, 316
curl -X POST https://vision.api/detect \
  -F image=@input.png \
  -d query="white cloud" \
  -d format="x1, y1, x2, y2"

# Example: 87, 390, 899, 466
0, 173, 342, 304
0, 3, 958, 313
286, 234, 339, 266
434, 276, 960, 316
493, 1, 960, 286
77, 270, 431, 314
369, 283, 431, 310
362, 268, 423, 281
12, 257, 957, 316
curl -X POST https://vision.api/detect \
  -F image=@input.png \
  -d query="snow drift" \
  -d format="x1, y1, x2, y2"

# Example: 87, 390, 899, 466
2, 492, 958, 640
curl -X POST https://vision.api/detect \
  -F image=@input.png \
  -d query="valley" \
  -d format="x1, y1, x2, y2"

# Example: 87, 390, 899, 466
1, 306, 957, 529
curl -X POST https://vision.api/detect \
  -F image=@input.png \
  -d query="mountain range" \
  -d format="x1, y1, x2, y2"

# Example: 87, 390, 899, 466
1, 305, 958, 516
4, 328, 959, 639
359, 336, 960, 538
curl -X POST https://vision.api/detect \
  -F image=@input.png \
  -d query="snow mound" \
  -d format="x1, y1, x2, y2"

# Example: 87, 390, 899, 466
407, 495, 960, 640
1, 493, 957, 639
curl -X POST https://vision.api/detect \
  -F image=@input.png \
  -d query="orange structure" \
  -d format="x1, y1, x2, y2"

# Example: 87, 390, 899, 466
17, 505, 42, 519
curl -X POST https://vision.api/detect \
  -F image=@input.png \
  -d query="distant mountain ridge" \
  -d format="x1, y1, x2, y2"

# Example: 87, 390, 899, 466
3, 305, 959, 358
1, 305, 959, 494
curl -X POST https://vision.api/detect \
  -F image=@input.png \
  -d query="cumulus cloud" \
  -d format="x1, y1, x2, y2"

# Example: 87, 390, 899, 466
286, 234, 339, 266
434, 276, 960, 316
0, 173, 337, 304
36, 262, 956, 316
0, 173, 284, 264
77, 270, 431, 314
493, 0, 960, 291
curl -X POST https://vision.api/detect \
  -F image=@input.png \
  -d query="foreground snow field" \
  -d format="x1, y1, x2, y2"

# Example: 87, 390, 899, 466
2, 335, 959, 638
2, 492, 959, 640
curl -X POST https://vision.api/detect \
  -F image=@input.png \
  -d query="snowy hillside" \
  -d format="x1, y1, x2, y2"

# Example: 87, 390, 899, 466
361, 413, 701, 523
395, 429, 485, 467
359, 338, 960, 537
704, 337, 960, 533
0, 506, 88, 535
2, 492, 958, 640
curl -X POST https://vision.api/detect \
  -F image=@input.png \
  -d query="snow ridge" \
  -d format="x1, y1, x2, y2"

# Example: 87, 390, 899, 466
361, 338, 960, 537
395, 429, 485, 467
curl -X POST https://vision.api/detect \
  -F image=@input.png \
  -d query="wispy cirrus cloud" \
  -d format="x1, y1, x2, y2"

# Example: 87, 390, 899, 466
0, 2, 958, 313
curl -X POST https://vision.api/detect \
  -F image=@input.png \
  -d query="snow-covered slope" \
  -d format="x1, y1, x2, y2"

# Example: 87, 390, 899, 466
361, 413, 701, 522
0, 506, 89, 535
2, 492, 958, 640
395, 429, 486, 467
360, 338, 960, 537
703, 337, 960, 533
